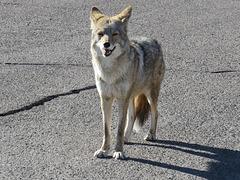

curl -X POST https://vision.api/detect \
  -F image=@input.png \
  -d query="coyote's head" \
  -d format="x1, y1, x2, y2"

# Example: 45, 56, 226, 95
90, 6, 132, 58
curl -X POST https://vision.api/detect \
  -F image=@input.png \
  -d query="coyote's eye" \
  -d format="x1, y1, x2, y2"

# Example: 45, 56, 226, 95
97, 32, 104, 37
112, 32, 119, 36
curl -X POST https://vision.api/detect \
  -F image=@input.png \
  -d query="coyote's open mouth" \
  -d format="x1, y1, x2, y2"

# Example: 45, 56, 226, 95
104, 46, 116, 57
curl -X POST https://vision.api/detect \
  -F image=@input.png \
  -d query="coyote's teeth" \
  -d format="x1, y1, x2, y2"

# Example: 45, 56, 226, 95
104, 46, 116, 57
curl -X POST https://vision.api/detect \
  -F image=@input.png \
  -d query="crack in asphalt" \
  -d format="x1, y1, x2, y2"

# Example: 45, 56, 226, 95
210, 70, 238, 74
166, 68, 239, 74
0, 85, 96, 117
2, 62, 92, 67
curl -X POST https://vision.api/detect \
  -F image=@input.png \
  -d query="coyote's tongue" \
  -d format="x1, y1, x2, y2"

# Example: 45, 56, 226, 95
104, 49, 111, 55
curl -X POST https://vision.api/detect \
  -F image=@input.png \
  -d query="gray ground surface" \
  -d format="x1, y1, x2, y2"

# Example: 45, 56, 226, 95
0, 0, 239, 179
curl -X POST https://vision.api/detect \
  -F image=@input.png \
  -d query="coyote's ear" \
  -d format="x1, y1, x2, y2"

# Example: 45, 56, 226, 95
90, 6, 105, 24
116, 6, 132, 24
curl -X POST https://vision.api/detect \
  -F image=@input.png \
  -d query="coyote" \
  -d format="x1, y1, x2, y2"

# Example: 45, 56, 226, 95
90, 6, 165, 159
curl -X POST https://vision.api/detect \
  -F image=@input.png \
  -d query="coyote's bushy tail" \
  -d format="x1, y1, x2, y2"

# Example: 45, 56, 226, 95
133, 94, 151, 131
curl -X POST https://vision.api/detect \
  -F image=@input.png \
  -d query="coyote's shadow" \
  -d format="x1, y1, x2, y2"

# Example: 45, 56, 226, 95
127, 140, 240, 180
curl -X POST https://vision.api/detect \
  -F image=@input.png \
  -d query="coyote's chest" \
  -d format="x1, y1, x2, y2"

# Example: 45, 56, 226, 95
96, 76, 132, 98
92, 57, 133, 97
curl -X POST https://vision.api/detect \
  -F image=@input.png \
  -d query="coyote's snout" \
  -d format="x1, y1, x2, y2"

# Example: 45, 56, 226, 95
90, 6, 165, 160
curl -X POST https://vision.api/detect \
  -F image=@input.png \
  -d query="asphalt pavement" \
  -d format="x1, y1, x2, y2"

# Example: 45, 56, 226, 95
1, 0, 239, 179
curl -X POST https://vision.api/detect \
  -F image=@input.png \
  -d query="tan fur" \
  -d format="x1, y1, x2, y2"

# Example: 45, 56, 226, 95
134, 94, 151, 128
90, 6, 165, 160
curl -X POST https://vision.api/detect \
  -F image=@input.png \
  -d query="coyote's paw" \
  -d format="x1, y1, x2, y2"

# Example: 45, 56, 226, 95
144, 134, 156, 141
94, 149, 109, 158
113, 151, 126, 160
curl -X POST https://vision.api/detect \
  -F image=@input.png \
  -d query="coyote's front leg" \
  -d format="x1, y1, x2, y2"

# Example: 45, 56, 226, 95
113, 98, 129, 160
94, 96, 113, 158
124, 98, 135, 143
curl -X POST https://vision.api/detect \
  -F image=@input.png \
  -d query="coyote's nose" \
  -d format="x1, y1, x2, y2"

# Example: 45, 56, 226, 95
103, 42, 110, 48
